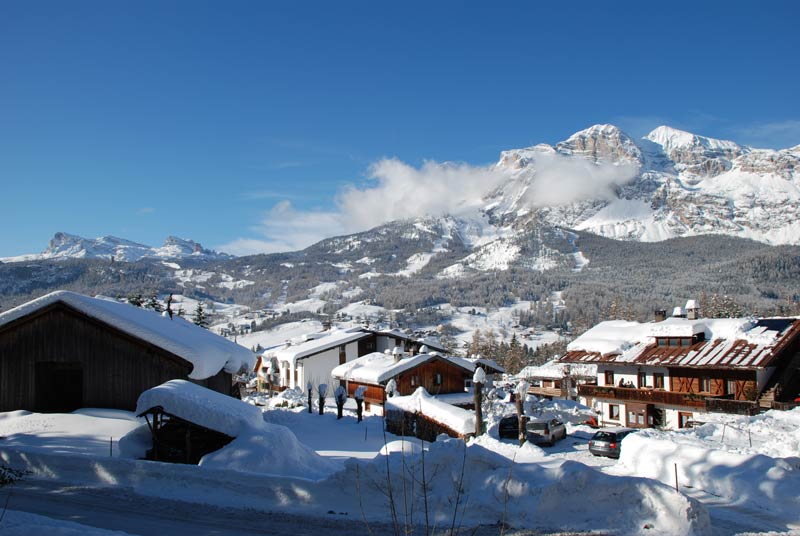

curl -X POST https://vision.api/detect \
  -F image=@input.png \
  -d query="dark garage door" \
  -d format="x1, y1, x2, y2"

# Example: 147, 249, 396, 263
35, 362, 83, 413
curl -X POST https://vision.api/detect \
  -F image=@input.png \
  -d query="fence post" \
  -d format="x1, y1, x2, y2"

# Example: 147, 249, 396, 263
674, 463, 679, 492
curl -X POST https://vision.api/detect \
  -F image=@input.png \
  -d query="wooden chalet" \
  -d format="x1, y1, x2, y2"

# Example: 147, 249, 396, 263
561, 307, 800, 430
0, 291, 255, 413
331, 350, 474, 414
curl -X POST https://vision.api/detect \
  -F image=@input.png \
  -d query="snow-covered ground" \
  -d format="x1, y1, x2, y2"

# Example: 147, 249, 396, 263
2, 393, 799, 535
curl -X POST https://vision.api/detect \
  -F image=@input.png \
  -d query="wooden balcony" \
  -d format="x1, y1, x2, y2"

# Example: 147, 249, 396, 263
578, 385, 707, 409
527, 386, 563, 398
705, 397, 758, 415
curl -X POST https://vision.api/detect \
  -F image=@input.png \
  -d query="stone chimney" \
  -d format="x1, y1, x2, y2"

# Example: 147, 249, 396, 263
392, 346, 403, 363
654, 309, 667, 322
672, 306, 686, 318
685, 299, 700, 320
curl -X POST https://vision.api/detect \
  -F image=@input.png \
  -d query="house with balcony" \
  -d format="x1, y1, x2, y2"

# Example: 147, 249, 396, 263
560, 303, 800, 430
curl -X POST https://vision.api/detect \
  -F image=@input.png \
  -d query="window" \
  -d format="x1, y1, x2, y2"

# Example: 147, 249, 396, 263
678, 412, 693, 429
654, 373, 665, 389
434, 373, 443, 386
609, 404, 620, 420
669, 338, 680, 347
700, 377, 712, 393
339, 346, 346, 365
604, 370, 615, 386
658, 338, 667, 347
727, 379, 737, 397
637, 371, 647, 388
411, 375, 418, 386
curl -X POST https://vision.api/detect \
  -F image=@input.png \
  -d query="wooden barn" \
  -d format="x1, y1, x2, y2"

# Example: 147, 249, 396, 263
0, 291, 256, 413
331, 349, 474, 413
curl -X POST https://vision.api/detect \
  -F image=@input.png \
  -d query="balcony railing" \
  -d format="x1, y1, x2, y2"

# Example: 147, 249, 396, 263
705, 397, 758, 415
578, 385, 707, 409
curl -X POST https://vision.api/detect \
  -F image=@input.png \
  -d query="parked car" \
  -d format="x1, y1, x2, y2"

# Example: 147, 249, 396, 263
498, 414, 528, 439
525, 418, 567, 446
588, 428, 635, 458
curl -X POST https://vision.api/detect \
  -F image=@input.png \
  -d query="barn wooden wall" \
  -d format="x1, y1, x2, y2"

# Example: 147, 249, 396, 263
394, 359, 469, 396
0, 303, 230, 412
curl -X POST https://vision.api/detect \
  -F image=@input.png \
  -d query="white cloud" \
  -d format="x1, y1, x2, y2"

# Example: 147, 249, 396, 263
219, 154, 639, 256
523, 153, 639, 206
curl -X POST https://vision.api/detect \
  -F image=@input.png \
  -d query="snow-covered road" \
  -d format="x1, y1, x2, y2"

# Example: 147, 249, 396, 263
3, 480, 398, 536
1, 479, 579, 536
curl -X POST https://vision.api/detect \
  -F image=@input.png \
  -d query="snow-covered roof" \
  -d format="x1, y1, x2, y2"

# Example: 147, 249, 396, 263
136, 379, 263, 437
563, 316, 800, 369
332, 351, 473, 385
385, 387, 474, 435
0, 291, 255, 379
271, 327, 369, 366
566, 320, 650, 356
463, 356, 506, 374
518, 359, 596, 380
367, 328, 447, 352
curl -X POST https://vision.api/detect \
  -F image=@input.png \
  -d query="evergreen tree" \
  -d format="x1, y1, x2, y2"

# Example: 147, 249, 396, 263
145, 295, 163, 313
192, 302, 209, 328
127, 293, 144, 307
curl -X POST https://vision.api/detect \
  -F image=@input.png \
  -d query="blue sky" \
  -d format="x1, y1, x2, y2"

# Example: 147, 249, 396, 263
1, 1, 798, 257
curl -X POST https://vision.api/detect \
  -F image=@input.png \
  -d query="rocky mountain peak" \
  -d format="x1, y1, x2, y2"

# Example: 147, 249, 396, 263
556, 124, 642, 164
645, 126, 747, 176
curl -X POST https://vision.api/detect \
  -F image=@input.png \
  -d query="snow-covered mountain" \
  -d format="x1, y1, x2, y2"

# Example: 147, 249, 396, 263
493, 124, 800, 245
330, 124, 799, 279
1, 232, 231, 263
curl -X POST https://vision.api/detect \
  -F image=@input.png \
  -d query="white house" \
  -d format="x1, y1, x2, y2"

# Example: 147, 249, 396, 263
267, 326, 446, 391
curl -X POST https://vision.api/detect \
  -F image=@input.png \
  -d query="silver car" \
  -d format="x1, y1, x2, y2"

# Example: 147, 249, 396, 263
588, 428, 635, 458
525, 418, 567, 446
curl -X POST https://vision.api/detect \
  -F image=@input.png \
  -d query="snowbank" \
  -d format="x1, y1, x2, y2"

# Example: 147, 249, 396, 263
617, 410, 800, 520
330, 437, 711, 535
199, 424, 338, 480
0, 511, 134, 536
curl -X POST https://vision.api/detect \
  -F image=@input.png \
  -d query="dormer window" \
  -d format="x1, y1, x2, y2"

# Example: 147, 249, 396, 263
656, 334, 704, 347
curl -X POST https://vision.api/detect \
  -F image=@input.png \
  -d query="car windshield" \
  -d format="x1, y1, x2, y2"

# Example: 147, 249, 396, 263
528, 422, 548, 430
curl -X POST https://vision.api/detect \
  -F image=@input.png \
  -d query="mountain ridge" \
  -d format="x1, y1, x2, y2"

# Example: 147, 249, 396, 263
1, 232, 231, 263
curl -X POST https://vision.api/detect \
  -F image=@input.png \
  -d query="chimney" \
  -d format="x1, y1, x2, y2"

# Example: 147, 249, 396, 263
685, 299, 700, 320
322, 320, 332, 331
392, 346, 403, 362
654, 309, 667, 322
672, 306, 686, 318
